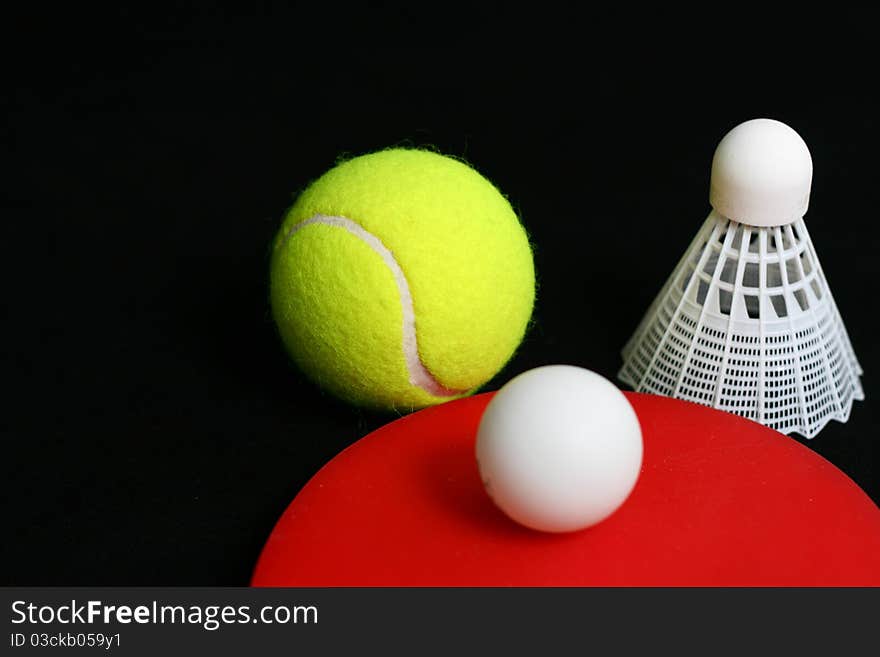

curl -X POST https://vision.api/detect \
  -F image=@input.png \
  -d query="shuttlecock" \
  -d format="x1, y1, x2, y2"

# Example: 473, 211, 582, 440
619, 118, 863, 439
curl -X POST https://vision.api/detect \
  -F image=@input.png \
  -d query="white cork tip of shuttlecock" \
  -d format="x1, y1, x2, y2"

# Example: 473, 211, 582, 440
709, 118, 813, 227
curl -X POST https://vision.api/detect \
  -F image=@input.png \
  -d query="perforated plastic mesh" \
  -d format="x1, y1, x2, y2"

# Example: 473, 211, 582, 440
619, 211, 864, 439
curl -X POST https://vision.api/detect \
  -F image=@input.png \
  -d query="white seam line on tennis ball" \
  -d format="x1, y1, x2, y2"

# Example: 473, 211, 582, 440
282, 214, 465, 398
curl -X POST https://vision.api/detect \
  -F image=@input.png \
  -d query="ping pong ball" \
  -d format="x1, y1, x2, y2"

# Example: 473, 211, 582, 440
476, 365, 643, 532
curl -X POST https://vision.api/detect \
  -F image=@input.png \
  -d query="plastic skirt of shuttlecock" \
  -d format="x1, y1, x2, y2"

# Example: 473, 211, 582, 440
619, 211, 864, 439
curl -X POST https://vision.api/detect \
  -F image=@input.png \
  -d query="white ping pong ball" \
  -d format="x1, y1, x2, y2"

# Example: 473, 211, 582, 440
475, 365, 643, 533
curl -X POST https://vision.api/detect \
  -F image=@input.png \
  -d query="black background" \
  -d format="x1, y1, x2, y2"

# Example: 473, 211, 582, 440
3, 8, 878, 584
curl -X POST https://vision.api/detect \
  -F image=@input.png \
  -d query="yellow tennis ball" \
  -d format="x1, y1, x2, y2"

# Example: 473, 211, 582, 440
269, 148, 535, 410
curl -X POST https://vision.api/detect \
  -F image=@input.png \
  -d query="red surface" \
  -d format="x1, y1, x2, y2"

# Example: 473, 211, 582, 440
252, 392, 880, 586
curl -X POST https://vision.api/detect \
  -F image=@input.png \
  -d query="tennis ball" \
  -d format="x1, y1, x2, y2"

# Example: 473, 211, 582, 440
269, 148, 535, 411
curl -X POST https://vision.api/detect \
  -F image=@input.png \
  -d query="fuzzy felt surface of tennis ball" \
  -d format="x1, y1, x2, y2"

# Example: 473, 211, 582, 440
269, 149, 535, 410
